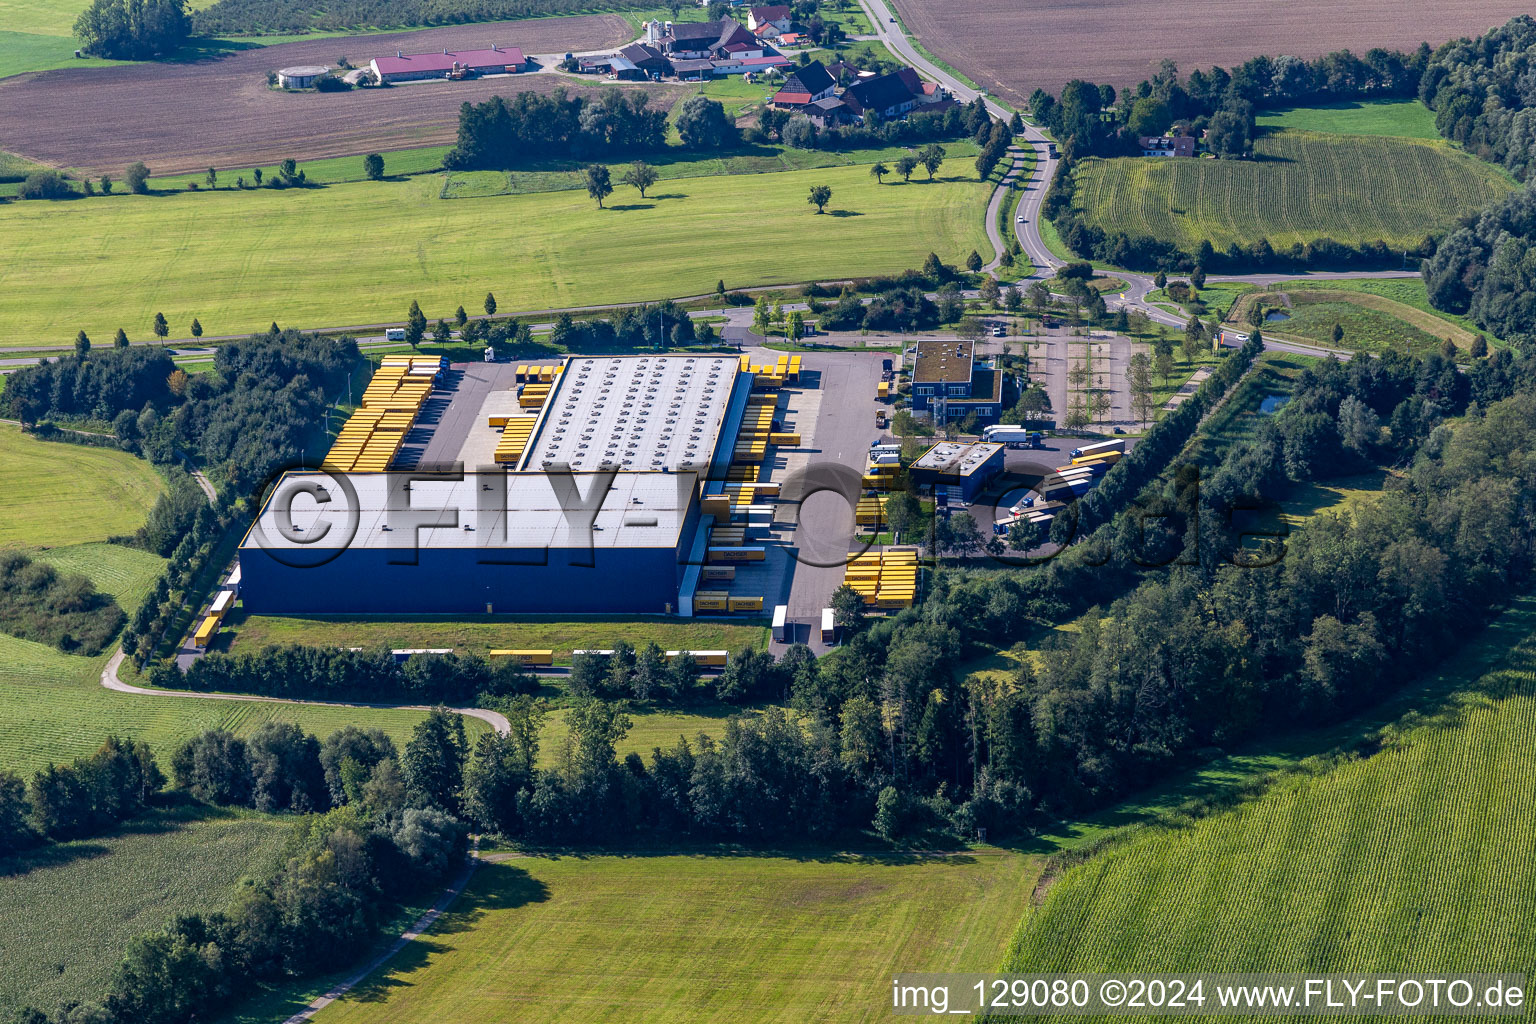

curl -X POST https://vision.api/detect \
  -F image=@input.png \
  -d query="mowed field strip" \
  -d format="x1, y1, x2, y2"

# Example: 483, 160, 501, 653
308, 849, 1036, 1024
890, 0, 1534, 99
0, 161, 991, 344
1070, 128, 1511, 252
0, 423, 166, 546
0, 16, 642, 172
1004, 593, 1536, 977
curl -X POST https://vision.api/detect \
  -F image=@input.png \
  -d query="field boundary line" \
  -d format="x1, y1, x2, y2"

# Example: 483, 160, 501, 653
282, 837, 482, 1024
99, 649, 510, 735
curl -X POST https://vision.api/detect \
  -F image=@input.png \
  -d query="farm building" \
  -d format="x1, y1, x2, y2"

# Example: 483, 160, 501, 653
276, 65, 330, 88
238, 355, 763, 616
368, 44, 527, 83
909, 441, 1006, 502
908, 340, 1006, 424
653, 17, 756, 58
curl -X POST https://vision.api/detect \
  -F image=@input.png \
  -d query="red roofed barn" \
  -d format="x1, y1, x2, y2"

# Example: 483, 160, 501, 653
370, 45, 526, 83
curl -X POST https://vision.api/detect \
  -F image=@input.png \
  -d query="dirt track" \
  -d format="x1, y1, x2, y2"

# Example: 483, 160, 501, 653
0, 15, 642, 174
890, 0, 1533, 102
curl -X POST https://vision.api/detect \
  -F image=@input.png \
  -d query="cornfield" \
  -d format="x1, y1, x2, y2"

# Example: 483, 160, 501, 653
1003, 598, 1536, 989
1072, 129, 1512, 252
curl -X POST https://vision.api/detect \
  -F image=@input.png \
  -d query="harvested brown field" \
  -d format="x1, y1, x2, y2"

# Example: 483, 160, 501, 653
0, 14, 647, 174
891, 0, 1534, 104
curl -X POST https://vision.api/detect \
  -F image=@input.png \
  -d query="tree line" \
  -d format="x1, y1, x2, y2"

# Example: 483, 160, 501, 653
163, 645, 539, 706
0, 736, 162, 857
444, 90, 729, 170
1419, 16, 1536, 343
191, 0, 653, 36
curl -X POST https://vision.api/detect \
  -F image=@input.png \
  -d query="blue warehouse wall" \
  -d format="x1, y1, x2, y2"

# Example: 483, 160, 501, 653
239, 544, 686, 614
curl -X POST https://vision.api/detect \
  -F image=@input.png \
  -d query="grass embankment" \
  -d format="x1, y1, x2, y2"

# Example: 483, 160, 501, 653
0, 158, 991, 345
0, 423, 166, 546
1070, 127, 1511, 253
301, 848, 1035, 1024
1230, 288, 1473, 356
0, 803, 291, 1016
1006, 591, 1536, 977
222, 611, 770, 663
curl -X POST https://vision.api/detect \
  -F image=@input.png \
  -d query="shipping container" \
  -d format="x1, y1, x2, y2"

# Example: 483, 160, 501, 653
728, 596, 764, 612
1069, 439, 1126, 459
488, 649, 553, 666
192, 615, 220, 648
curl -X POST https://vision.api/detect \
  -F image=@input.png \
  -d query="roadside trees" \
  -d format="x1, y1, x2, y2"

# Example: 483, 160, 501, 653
152, 312, 168, 343
405, 300, 426, 348
484, 292, 497, 316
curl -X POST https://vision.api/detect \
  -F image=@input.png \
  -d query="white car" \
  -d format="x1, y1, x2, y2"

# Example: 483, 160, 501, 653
1016, 214, 1026, 222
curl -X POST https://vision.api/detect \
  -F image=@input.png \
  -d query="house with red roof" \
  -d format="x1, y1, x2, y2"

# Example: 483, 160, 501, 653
368, 44, 526, 83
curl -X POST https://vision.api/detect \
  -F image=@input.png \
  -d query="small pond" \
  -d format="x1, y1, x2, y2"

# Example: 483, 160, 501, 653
1265, 310, 1292, 322
1259, 394, 1292, 414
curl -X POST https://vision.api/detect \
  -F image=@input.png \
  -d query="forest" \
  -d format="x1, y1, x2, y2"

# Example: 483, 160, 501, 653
2, 329, 361, 496
1419, 16, 1536, 343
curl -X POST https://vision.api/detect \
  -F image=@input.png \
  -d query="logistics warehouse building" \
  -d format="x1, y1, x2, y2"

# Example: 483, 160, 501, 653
237, 355, 757, 615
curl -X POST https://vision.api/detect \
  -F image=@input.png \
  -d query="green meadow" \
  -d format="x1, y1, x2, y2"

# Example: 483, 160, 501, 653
0, 158, 991, 345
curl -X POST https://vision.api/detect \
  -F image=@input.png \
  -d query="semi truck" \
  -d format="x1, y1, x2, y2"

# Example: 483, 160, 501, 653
982, 424, 1045, 448
771, 604, 789, 644
1069, 439, 1126, 460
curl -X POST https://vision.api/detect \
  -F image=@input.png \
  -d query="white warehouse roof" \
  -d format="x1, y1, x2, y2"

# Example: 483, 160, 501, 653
520, 355, 740, 473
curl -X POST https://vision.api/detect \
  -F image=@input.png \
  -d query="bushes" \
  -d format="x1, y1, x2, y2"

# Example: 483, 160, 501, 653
2, 347, 176, 426
0, 736, 163, 854
0, 550, 126, 655
16, 171, 75, 200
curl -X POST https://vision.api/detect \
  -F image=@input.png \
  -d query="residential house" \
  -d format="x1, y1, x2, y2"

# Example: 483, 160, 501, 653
748, 4, 793, 34
1138, 134, 1197, 157
841, 69, 922, 121
770, 60, 836, 109
908, 340, 1005, 424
